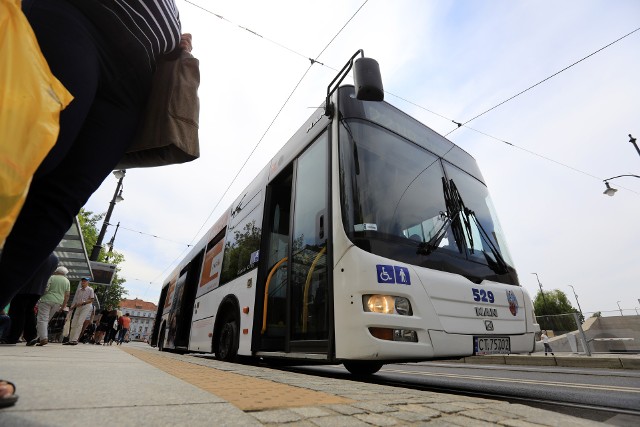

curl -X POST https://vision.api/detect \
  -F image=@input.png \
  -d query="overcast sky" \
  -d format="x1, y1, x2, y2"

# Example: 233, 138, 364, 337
84, 0, 640, 316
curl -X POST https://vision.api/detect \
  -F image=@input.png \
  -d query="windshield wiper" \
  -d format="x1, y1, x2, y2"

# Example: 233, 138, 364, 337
419, 178, 510, 275
467, 211, 510, 275
417, 212, 449, 255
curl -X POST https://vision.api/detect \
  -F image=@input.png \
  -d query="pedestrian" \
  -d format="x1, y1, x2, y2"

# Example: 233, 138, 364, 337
64, 278, 95, 345
79, 293, 99, 340
2, 254, 58, 345
117, 313, 131, 345
0, 0, 191, 311
30, 265, 70, 346
104, 309, 119, 345
541, 330, 555, 356
94, 307, 110, 345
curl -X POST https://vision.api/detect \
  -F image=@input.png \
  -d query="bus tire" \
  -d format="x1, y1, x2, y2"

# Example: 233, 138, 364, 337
343, 361, 383, 376
216, 317, 239, 362
158, 324, 166, 352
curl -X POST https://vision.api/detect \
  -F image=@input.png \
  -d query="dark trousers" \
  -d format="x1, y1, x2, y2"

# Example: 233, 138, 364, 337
0, 0, 150, 307
4, 294, 41, 343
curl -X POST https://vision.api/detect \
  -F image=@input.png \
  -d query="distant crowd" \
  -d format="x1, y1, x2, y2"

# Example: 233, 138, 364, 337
0, 254, 131, 346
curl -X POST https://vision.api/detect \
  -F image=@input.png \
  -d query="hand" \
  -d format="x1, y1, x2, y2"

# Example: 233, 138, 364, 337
180, 33, 192, 52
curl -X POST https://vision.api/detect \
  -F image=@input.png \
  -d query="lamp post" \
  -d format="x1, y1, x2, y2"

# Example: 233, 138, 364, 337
630, 134, 639, 158
602, 174, 640, 196
602, 134, 639, 196
90, 170, 125, 261
531, 272, 549, 318
105, 222, 120, 262
568, 285, 583, 320
617, 301, 623, 316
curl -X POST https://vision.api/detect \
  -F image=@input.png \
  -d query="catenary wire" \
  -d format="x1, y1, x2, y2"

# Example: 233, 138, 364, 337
139, 3, 638, 295
444, 26, 640, 136
144, 0, 370, 290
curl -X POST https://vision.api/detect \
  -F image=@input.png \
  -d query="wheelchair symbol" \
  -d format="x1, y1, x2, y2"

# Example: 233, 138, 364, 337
376, 265, 395, 283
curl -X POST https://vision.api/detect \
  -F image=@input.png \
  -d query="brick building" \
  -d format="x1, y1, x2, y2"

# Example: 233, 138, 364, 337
118, 298, 157, 342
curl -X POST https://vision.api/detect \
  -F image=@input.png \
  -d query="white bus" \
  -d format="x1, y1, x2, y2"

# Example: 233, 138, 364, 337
151, 52, 538, 375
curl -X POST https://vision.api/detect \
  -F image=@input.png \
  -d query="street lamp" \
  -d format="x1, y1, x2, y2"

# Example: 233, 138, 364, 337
531, 273, 548, 308
90, 170, 126, 261
617, 301, 623, 316
105, 222, 121, 262
602, 175, 640, 196
630, 134, 639, 157
568, 285, 583, 319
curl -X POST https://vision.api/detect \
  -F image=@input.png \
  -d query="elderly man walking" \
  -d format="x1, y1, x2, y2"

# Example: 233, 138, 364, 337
64, 278, 95, 345
31, 266, 71, 346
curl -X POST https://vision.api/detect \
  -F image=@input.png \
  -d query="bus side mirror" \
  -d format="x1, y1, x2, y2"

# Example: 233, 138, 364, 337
353, 57, 384, 102
325, 50, 385, 116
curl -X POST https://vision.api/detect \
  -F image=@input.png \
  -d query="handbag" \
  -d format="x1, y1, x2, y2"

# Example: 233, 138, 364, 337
115, 49, 201, 169
0, 0, 73, 247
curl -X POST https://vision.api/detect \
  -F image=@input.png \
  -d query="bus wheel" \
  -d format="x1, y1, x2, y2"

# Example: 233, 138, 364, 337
158, 324, 166, 352
216, 317, 238, 362
343, 361, 383, 376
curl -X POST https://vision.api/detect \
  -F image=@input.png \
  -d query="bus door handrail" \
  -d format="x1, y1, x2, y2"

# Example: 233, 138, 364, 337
302, 246, 327, 333
262, 257, 287, 334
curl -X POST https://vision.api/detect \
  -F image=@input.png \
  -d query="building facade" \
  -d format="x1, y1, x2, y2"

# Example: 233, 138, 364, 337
118, 298, 157, 342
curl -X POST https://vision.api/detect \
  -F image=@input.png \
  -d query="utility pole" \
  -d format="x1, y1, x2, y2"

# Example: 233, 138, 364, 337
531, 273, 548, 308
90, 171, 125, 261
568, 285, 583, 321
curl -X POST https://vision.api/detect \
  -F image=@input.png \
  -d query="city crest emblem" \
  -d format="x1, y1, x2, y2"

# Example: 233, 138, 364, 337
506, 290, 519, 316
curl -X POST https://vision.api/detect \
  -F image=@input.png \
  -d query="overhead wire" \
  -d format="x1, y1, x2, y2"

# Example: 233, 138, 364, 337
138, 2, 638, 296
143, 0, 370, 292
444, 26, 640, 136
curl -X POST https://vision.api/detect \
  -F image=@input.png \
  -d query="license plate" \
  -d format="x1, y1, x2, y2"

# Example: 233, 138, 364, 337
474, 336, 511, 355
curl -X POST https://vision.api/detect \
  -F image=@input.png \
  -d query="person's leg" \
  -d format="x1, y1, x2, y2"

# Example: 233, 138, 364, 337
69, 307, 89, 343
36, 302, 52, 341
0, 0, 146, 308
23, 294, 41, 343
0, 315, 10, 339
5, 295, 29, 343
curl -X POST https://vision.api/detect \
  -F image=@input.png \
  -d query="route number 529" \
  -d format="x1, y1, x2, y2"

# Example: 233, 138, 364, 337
472, 288, 494, 303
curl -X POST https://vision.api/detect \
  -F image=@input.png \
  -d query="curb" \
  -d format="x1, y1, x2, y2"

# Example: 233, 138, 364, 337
459, 354, 639, 370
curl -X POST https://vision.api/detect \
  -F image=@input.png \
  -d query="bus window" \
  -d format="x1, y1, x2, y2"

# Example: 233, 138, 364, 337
220, 192, 263, 285
291, 134, 329, 341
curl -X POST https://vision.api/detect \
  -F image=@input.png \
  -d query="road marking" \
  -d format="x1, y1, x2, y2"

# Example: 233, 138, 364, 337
381, 368, 640, 393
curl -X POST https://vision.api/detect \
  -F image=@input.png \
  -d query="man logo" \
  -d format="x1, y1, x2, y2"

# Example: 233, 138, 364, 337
484, 320, 494, 331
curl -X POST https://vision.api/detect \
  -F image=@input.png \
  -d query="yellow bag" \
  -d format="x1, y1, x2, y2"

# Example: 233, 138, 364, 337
0, 0, 73, 248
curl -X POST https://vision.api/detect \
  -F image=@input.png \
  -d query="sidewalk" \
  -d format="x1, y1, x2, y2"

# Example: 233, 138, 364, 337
0, 342, 616, 426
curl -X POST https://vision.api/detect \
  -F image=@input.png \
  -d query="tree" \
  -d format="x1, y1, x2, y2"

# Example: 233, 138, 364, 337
77, 208, 128, 309
533, 289, 582, 333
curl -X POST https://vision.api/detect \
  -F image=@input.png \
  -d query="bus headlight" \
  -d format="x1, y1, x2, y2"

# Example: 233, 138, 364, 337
363, 295, 412, 316
395, 297, 412, 316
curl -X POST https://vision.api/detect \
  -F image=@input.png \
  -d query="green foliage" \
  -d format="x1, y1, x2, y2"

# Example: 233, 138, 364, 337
533, 289, 582, 332
77, 208, 128, 309
591, 311, 602, 318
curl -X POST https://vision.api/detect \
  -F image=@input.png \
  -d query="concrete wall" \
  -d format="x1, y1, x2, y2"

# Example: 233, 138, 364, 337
534, 315, 640, 354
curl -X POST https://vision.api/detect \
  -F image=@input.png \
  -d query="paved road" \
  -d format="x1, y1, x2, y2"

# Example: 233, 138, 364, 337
292, 361, 640, 425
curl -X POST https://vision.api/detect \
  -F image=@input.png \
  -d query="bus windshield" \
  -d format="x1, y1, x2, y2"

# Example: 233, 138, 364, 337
339, 119, 519, 286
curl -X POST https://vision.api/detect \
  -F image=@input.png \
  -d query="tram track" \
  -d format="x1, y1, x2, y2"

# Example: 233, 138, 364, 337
282, 364, 640, 423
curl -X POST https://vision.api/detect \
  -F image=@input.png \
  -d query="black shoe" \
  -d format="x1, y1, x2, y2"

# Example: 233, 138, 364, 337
26, 338, 38, 347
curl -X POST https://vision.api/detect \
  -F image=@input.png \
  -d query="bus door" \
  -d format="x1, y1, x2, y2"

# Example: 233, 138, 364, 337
167, 250, 204, 349
151, 284, 169, 347
257, 134, 331, 355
